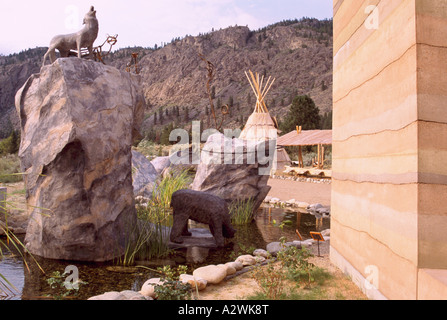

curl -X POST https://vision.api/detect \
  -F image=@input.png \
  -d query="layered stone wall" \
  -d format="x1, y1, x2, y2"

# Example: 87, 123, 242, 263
331, 0, 447, 300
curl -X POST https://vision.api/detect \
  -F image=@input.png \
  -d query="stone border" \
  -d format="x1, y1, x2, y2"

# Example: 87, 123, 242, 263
270, 174, 332, 184
86, 235, 334, 301
263, 196, 331, 217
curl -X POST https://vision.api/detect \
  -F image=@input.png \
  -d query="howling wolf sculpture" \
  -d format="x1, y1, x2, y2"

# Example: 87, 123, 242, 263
42, 6, 99, 67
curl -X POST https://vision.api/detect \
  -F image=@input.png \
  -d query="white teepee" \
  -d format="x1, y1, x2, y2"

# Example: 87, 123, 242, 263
239, 70, 278, 141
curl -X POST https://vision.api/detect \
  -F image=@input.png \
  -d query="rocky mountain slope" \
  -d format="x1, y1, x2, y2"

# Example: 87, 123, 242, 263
0, 18, 332, 139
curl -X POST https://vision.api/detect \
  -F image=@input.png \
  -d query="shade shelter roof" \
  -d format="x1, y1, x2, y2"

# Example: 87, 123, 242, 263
277, 129, 332, 147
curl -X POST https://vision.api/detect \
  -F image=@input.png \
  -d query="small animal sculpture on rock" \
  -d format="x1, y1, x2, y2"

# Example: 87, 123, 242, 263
170, 189, 236, 247
42, 6, 99, 67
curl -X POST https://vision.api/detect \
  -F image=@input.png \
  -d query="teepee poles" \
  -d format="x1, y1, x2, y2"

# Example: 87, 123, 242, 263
245, 70, 276, 114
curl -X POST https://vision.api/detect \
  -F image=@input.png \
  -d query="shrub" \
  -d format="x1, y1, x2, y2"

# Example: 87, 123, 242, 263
153, 265, 192, 300
125, 170, 192, 261
0, 131, 20, 156
154, 280, 192, 300
156, 265, 189, 281
229, 198, 255, 225
137, 169, 192, 223
151, 169, 192, 211
250, 260, 286, 300
277, 243, 332, 288
135, 140, 171, 158
0, 154, 22, 183
249, 239, 333, 300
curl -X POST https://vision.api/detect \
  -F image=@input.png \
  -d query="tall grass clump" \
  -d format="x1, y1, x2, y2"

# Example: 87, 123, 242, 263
1, 186, 44, 298
229, 198, 255, 225
248, 238, 333, 300
134, 207, 172, 261
277, 242, 332, 288
250, 259, 286, 300
146, 169, 192, 215
120, 169, 192, 264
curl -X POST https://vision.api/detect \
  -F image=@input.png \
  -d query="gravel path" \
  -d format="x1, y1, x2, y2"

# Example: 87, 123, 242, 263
267, 178, 332, 206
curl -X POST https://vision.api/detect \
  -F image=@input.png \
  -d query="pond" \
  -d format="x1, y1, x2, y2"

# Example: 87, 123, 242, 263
0, 205, 330, 300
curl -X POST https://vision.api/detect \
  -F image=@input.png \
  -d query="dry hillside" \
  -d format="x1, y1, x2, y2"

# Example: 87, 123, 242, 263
0, 18, 333, 139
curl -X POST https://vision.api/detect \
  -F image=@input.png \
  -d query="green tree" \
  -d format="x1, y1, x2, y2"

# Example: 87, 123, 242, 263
160, 123, 175, 146
0, 120, 13, 139
0, 130, 20, 156
184, 107, 189, 122
144, 129, 157, 142
279, 95, 321, 134
228, 96, 234, 108
159, 108, 164, 124
320, 110, 333, 130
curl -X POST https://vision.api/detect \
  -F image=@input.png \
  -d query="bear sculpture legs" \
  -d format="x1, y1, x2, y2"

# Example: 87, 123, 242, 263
170, 189, 236, 247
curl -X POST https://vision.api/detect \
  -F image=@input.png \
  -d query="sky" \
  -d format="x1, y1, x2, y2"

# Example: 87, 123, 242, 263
0, 0, 333, 55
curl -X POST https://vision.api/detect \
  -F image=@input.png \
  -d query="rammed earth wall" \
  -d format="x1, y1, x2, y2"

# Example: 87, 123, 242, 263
331, 0, 447, 300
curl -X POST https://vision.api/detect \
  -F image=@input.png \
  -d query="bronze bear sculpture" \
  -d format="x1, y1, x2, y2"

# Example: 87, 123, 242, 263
170, 189, 236, 247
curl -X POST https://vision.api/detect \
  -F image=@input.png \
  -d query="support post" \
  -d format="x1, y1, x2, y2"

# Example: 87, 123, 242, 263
298, 146, 303, 168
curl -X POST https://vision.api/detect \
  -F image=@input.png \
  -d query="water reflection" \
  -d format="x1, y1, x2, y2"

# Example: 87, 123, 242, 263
0, 206, 329, 300
0, 256, 24, 300
21, 256, 158, 300
255, 205, 329, 243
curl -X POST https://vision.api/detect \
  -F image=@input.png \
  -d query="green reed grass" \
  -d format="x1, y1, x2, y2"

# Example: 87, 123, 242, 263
0, 187, 45, 298
119, 169, 192, 264
229, 198, 256, 225
151, 169, 192, 210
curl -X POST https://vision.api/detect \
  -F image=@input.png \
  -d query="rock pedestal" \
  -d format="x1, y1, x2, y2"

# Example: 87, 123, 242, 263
15, 58, 145, 262
191, 133, 274, 213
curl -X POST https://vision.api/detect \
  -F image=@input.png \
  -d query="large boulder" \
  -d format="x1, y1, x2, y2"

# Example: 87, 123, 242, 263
150, 156, 171, 175
139, 278, 165, 299
132, 150, 158, 198
15, 58, 145, 262
192, 265, 228, 285
88, 290, 147, 300
191, 133, 274, 213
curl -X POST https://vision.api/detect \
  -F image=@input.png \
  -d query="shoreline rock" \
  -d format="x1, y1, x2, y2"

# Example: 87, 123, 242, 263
263, 196, 331, 217
86, 234, 333, 300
